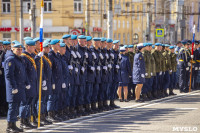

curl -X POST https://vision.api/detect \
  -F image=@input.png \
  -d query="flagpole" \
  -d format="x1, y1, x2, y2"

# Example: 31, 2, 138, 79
189, 25, 195, 92
38, 0, 44, 128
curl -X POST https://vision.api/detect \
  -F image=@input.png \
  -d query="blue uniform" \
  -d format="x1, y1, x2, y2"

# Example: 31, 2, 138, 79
175, 46, 181, 86
132, 52, 145, 84
4, 51, 26, 122
192, 50, 199, 89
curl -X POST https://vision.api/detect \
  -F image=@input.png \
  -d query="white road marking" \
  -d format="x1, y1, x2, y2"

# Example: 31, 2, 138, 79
174, 108, 198, 110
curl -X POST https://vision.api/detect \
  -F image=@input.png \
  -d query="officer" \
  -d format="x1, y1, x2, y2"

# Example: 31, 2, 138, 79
169, 46, 177, 95
48, 39, 66, 121
110, 40, 120, 108
91, 37, 102, 112
3, 41, 11, 53
20, 40, 37, 129
4, 43, 25, 133
85, 36, 96, 114
58, 43, 70, 120
34, 41, 53, 125
178, 40, 191, 93
0, 40, 7, 117
76, 35, 88, 116
33, 37, 42, 55
105, 38, 114, 110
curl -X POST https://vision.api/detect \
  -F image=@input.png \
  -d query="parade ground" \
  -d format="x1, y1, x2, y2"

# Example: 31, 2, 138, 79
1, 89, 200, 133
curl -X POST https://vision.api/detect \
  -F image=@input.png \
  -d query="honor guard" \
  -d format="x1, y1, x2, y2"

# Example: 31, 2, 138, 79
33, 37, 42, 55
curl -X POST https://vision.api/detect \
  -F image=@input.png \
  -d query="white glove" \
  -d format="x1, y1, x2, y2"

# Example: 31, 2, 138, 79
116, 65, 119, 69
141, 74, 145, 78
145, 73, 148, 76
85, 52, 88, 58
91, 67, 95, 71
76, 51, 81, 58
12, 89, 18, 94
71, 51, 77, 58
159, 71, 162, 75
38, 52, 44, 57
68, 65, 73, 70
81, 67, 85, 73
163, 72, 165, 74
42, 86, 47, 90
103, 66, 107, 71
188, 62, 191, 66
62, 83, 66, 88
118, 54, 122, 59
199, 67, 200, 70
170, 70, 172, 73
75, 68, 79, 73
52, 84, 55, 90
186, 67, 189, 71
92, 52, 96, 59
105, 53, 109, 59
26, 85, 31, 90
42, 80, 46, 87
97, 66, 101, 71
195, 67, 198, 70
108, 64, 112, 68
191, 55, 194, 59
99, 53, 103, 59
110, 53, 114, 59
151, 73, 153, 76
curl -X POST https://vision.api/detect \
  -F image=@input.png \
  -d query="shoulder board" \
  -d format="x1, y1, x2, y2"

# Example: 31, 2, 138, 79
43, 55, 52, 68
21, 53, 37, 70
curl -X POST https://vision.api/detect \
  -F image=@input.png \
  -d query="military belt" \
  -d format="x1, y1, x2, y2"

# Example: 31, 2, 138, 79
179, 59, 184, 62
196, 60, 200, 63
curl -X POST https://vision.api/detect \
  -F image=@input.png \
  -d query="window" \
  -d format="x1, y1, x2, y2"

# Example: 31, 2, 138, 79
92, 19, 95, 27
132, 4, 135, 19
127, 21, 129, 28
137, 5, 140, 20
118, 33, 121, 42
44, 33, 52, 39
143, 4, 146, 16
92, 0, 95, 13
98, 0, 101, 14
118, 20, 120, 28
103, 20, 106, 30
123, 0, 125, 14
114, 33, 117, 40
114, 20, 117, 30
123, 20, 125, 28
3, 33, 11, 41
104, 0, 106, 14
123, 33, 125, 44
23, 0, 31, 13
24, 33, 31, 37
127, 33, 130, 44
74, 0, 82, 13
2, 0, 10, 13
44, 0, 52, 13
98, 20, 100, 27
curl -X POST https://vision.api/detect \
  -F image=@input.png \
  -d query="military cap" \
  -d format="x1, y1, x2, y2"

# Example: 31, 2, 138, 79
24, 37, 33, 41
107, 38, 113, 43
169, 46, 175, 49
152, 45, 155, 49
101, 38, 107, 42
119, 44, 124, 47
86, 36, 92, 41
120, 47, 126, 52
165, 44, 170, 47
33, 37, 40, 42
187, 40, 192, 44
113, 40, 120, 44
148, 43, 153, 46
3, 41, 11, 45
143, 43, 148, 47
60, 43, 66, 47
0, 40, 3, 44
43, 41, 49, 48
60, 39, 64, 43
128, 45, 134, 48
181, 39, 188, 45
78, 35, 86, 39
12, 43, 23, 48
12, 40, 20, 44
93, 37, 101, 41
45, 39, 51, 43
124, 45, 128, 48
137, 43, 145, 50
195, 40, 199, 44
155, 43, 161, 46
71, 35, 77, 40
25, 40, 36, 46
50, 39, 60, 45
62, 34, 71, 39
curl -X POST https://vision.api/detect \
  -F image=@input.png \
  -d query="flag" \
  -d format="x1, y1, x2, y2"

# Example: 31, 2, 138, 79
192, 25, 195, 55
40, 0, 44, 51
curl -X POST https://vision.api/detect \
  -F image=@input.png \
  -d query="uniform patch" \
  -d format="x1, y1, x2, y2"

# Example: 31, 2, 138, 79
140, 57, 142, 60
9, 62, 12, 67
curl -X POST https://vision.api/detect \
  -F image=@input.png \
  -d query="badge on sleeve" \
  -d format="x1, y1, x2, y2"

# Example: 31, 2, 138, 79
9, 62, 12, 67
139, 57, 142, 60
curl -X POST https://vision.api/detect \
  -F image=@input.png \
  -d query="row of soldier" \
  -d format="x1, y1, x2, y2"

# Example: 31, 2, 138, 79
1, 35, 200, 133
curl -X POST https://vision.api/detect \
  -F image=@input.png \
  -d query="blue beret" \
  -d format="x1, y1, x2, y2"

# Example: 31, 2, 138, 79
50, 39, 60, 45
148, 43, 153, 46
3, 41, 11, 45
78, 35, 86, 39
124, 45, 128, 48
71, 35, 77, 40
120, 47, 126, 52
107, 38, 113, 43
181, 39, 188, 45
60, 43, 66, 47
25, 40, 35, 46
187, 40, 192, 44
128, 45, 134, 48
33, 37, 40, 42
165, 44, 170, 47
0, 40, 3, 43
93, 37, 101, 41
155, 43, 161, 46
137, 43, 145, 50
62, 34, 71, 39
60, 39, 64, 43
45, 39, 51, 43
101, 38, 107, 42
113, 40, 120, 44
169, 46, 175, 49
86, 36, 92, 41
152, 45, 155, 48
12, 43, 23, 48
43, 41, 49, 48
12, 40, 20, 44
143, 43, 148, 47
24, 37, 33, 41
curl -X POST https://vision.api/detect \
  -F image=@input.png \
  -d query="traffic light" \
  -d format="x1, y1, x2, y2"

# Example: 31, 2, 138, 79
82, 28, 85, 35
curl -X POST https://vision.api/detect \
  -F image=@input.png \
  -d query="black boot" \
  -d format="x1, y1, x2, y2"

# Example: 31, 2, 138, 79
7, 122, 23, 133
103, 101, 109, 111
152, 91, 158, 99
142, 94, 150, 101
41, 114, 52, 125
160, 90, 165, 98
164, 89, 168, 97
91, 103, 97, 113
110, 100, 120, 109
20, 118, 37, 129
98, 102, 103, 112
47, 111, 60, 123
85, 104, 92, 114
169, 88, 176, 96
81, 105, 88, 116
69, 107, 76, 119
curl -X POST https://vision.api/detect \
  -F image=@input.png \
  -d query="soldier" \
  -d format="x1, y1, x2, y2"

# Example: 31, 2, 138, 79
169, 46, 177, 95
3, 41, 11, 54
33, 37, 41, 55
85, 36, 96, 113
0, 40, 7, 117
4, 43, 25, 133
110, 40, 120, 108
48, 39, 66, 121
178, 40, 191, 93
91, 37, 102, 112
132, 43, 146, 103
